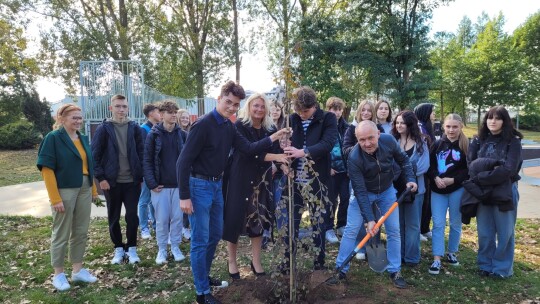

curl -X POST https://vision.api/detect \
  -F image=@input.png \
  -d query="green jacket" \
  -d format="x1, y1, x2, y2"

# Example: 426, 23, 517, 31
37, 128, 94, 188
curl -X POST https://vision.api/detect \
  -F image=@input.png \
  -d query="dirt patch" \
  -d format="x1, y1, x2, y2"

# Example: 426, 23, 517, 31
215, 267, 425, 304
216, 270, 358, 303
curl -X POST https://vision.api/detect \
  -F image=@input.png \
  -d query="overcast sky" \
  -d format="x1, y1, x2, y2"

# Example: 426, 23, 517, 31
35, 0, 540, 102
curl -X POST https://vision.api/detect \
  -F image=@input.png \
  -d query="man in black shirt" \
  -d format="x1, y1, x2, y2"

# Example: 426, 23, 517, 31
177, 81, 289, 304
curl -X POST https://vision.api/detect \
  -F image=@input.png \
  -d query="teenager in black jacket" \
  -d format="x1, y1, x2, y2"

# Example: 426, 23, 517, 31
467, 106, 523, 278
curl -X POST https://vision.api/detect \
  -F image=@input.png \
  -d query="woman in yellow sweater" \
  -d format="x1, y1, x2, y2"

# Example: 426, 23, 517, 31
37, 104, 99, 291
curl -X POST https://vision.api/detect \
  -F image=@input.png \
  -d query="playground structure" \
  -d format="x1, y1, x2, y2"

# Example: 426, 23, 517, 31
78, 60, 216, 137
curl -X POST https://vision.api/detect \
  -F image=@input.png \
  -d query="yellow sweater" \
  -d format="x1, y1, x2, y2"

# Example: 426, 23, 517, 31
42, 138, 98, 204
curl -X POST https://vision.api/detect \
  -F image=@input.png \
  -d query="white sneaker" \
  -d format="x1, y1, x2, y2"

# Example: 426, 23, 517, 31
336, 227, 344, 237
111, 247, 125, 264
423, 231, 433, 239
156, 249, 168, 265
325, 229, 339, 244
171, 246, 185, 262
355, 252, 366, 260
420, 234, 428, 242
72, 268, 98, 283
127, 247, 141, 264
141, 228, 151, 240
52, 273, 70, 291
182, 228, 191, 240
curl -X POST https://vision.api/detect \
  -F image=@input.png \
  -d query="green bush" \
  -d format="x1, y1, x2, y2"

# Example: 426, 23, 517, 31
0, 120, 42, 149
516, 114, 540, 131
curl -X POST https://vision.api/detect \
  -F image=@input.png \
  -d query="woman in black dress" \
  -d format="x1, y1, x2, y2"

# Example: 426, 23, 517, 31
223, 93, 288, 279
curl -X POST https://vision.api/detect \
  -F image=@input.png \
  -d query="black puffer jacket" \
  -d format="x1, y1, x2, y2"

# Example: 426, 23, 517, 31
460, 157, 514, 224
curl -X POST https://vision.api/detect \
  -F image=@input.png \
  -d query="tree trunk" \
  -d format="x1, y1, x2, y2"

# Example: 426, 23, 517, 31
232, 0, 240, 83
195, 50, 205, 115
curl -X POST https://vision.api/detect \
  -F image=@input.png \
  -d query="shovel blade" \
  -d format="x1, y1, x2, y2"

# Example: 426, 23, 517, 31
366, 242, 388, 273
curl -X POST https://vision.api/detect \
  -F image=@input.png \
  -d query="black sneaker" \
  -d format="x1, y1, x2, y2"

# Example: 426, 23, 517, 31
196, 293, 222, 304
208, 276, 228, 288
478, 270, 492, 277
446, 253, 460, 266
429, 260, 442, 275
390, 271, 408, 289
325, 271, 346, 285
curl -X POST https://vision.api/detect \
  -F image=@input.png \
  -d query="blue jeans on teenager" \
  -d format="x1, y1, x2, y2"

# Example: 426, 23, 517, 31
138, 179, 156, 231
476, 182, 519, 278
188, 177, 224, 296
399, 193, 424, 264
335, 186, 400, 273
431, 187, 464, 257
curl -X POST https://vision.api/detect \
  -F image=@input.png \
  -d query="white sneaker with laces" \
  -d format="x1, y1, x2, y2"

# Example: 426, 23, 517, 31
156, 249, 168, 265
355, 252, 366, 260
127, 247, 141, 264
72, 268, 98, 283
111, 247, 125, 264
182, 228, 191, 240
423, 231, 433, 239
52, 273, 71, 291
420, 234, 428, 242
325, 229, 339, 244
171, 246, 185, 262
141, 228, 151, 240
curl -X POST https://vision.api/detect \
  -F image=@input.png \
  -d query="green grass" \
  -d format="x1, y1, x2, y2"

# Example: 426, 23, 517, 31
0, 215, 538, 303
0, 149, 41, 186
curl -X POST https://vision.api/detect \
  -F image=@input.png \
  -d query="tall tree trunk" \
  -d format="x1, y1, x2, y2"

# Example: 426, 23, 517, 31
195, 50, 205, 115
232, 0, 240, 83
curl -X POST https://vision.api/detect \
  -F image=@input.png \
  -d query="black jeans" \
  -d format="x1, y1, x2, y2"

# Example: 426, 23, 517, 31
328, 172, 350, 231
283, 183, 331, 267
104, 182, 141, 249
420, 176, 432, 234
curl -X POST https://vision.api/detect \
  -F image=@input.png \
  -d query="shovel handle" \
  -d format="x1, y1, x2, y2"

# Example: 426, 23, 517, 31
355, 186, 412, 250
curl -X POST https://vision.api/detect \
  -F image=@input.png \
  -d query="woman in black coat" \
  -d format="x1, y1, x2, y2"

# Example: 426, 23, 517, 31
223, 93, 288, 279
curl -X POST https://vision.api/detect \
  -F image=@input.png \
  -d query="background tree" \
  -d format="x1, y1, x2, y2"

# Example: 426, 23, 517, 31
153, 0, 234, 114
0, 8, 40, 126
465, 14, 523, 123
512, 10, 540, 114
31, 0, 156, 94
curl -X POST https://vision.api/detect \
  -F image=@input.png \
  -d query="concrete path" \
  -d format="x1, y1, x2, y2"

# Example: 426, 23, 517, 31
0, 181, 111, 218
0, 177, 539, 219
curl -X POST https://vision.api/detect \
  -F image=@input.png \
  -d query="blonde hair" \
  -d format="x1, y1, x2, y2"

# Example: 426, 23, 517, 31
177, 108, 192, 131
238, 93, 275, 131
54, 104, 82, 130
110, 94, 126, 104
355, 100, 376, 123
444, 113, 469, 155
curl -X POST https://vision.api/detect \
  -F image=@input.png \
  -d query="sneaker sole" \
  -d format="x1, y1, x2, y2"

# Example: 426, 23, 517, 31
448, 262, 460, 266
428, 269, 440, 275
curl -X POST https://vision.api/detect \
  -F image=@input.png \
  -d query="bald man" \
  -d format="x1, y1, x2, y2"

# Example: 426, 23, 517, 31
332, 121, 417, 288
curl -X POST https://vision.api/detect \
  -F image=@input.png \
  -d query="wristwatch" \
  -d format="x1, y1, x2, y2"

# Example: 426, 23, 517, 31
303, 148, 310, 158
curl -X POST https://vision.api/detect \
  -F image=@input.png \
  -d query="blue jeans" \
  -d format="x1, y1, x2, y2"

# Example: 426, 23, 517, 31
274, 175, 287, 231
335, 186, 400, 273
399, 193, 423, 264
431, 187, 464, 257
138, 179, 155, 231
188, 177, 224, 295
476, 182, 519, 277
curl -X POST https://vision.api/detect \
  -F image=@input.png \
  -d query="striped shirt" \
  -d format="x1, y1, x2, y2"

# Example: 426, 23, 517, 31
296, 118, 312, 183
